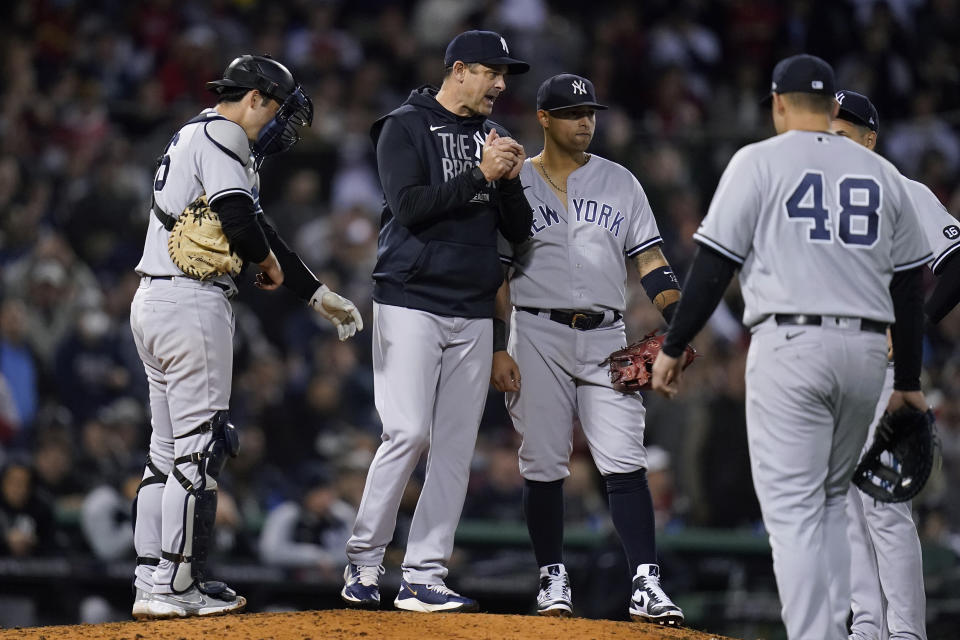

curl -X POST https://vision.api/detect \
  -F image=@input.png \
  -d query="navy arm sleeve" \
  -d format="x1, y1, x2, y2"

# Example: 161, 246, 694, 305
377, 117, 487, 227
890, 266, 924, 391
497, 176, 533, 242
211, 194, 270, 264
924, 253, 960, 324
662, 246, 738, 357
258, 214, 321, 301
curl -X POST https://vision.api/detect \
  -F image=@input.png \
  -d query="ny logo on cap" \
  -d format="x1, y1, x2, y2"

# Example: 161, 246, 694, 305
835, 91, 845, 104
500, 36, 508, 53
572, 80, 586, 95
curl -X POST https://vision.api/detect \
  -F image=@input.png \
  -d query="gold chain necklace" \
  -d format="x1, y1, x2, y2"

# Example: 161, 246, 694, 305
538, 155, 566, 193
538, 154, 589, 194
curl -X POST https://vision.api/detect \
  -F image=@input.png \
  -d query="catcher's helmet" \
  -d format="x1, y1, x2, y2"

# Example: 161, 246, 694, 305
208, 54, 314, 168
207, 54, 297, 103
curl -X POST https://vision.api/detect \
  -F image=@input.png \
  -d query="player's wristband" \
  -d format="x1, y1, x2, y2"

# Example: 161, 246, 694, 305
493, 318, 508, 352
641, 266, 680, 312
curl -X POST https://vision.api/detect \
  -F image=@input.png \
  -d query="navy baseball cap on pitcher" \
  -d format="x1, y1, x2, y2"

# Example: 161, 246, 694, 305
835, 89, 879, 132
537, 74, 608, 111
762, 54, 835, 103
444, 30, 530, 75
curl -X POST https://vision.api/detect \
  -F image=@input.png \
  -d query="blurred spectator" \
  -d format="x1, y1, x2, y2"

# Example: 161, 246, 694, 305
258, 464, 354, 575
563, 453, 608, 532
0, 374, 18, 447
0, 459, 58, 557
73, 399, 143, 489
885, 91, 960, 177
464, 435, 524, 521
53, 307, 136, 423
80, 464, 140, 562
0, 298, 38, 434
692, 347, 761, 529
31, 427, 86, 514
645, 445, 685, 532
224, 424, 289, 529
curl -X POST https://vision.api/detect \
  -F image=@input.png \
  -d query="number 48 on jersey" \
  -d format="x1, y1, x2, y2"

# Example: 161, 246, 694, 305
786, 171, 880, 247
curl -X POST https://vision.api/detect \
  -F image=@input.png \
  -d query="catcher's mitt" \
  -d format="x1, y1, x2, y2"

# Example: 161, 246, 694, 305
167, 195, 243, 281
601, 331, 698, 393
852, 406, 938, 503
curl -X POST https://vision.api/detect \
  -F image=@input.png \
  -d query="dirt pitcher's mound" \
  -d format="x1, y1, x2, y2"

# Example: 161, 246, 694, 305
0, 609, 741, 640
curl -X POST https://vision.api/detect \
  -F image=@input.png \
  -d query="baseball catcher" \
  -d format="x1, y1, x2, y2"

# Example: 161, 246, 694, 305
602, 331, 698, 393
168, 195, 243, 280
852, 406, 938, 503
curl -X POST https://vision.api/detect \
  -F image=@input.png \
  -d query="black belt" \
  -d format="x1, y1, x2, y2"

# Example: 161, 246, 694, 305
518, 307, 621, 331
149, 275, 232, 296
774, 314, 886, 335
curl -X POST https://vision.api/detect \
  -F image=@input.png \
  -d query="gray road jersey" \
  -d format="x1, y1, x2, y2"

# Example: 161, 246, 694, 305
135, 108, 258, 284
902, 176, 960, 273
695, 131, 931, 327
499, 156, 662, 312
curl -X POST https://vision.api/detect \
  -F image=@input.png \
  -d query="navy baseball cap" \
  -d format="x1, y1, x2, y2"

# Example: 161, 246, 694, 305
835, 89, 879, 133
444, 30, 529, 75
537, 73, 608, 111
762, 54, 835, 103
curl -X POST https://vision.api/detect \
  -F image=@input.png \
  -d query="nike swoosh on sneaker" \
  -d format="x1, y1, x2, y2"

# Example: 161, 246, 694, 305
786, 331, 805, 340
172, 592, 205, 605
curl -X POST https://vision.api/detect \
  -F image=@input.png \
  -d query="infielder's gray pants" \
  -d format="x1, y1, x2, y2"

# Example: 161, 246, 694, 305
848, 367, 927, 640
746, 318, 887, 640
506, 308, 647, 481
346, 303, 491, 584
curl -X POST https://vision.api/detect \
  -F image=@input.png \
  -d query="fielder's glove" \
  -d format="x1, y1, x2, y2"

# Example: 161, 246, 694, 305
167, 195, 243, 281
309, 285, 363, 341
852, 406, 939, 503
601, 331, 698, 393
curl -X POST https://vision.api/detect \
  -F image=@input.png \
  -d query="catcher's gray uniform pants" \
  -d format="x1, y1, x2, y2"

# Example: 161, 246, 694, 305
129, 276, 234, 594
746, 317, 887, 640
505, 308, 646, 481
848, 366, 927, 640
346, 303, 491, 584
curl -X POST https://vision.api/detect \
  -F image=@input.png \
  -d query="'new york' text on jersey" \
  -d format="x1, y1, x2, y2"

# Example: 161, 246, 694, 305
500, 156, 661, 313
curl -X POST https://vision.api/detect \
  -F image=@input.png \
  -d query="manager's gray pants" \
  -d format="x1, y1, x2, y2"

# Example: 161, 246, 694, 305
346, 303, 491, 584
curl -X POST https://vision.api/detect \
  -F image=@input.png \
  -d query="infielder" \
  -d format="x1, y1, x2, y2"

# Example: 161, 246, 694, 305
492, 74, 683, 626
131, 54, 362, 620
652, 55, 930, 640
833, 89, 960, 640
340, 30, 532, 613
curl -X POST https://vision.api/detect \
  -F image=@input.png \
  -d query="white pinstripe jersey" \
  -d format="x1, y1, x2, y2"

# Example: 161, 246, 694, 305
695, 130, 931, 327
135, 108, 259, 279
902, 176, 960, 273
499, 155, 662, 313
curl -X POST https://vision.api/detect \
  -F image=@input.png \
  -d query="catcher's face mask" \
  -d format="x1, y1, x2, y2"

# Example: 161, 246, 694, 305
253, 86, 314, 169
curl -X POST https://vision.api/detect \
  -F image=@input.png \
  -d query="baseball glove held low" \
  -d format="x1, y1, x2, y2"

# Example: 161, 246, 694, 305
601, 331, 698, 393
168, 195, 243, 281
852, 406, 938, 503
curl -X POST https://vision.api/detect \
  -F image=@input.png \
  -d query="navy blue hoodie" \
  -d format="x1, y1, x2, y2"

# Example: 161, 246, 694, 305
370, 86, 532, 318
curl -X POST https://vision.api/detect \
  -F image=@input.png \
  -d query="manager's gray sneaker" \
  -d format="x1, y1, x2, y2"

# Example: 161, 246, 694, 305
131, 587, 152, 620
144, 585, 247, 619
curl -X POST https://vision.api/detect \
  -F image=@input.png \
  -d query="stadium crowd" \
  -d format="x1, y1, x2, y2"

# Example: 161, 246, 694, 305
0, 0, 959, 627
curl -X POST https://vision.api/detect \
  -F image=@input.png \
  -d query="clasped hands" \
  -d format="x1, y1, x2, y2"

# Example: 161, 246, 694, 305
478, 129, 525, 182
